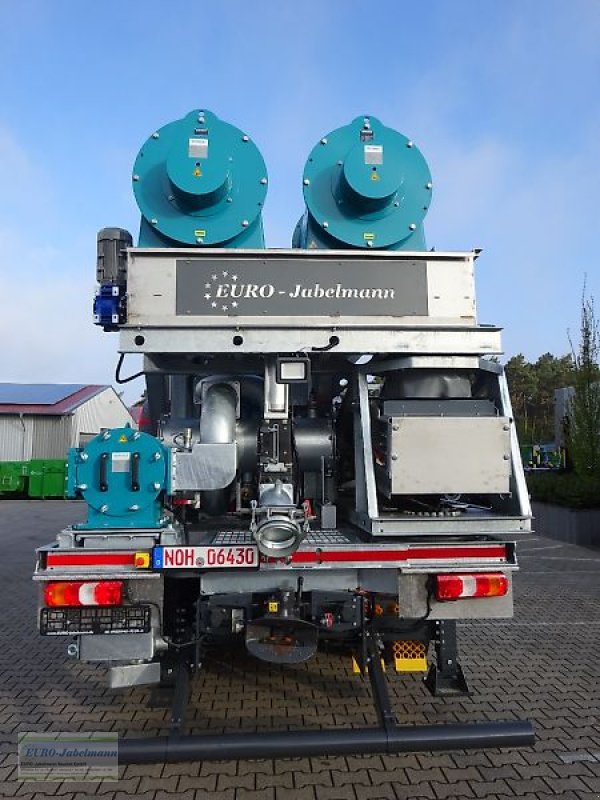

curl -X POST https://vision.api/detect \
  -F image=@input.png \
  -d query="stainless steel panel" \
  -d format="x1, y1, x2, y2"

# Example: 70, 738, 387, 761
171, 443, 237, 490
80, 632, 154, 661
126, 248, 477, 328
120, 326, 503, 355
352, 510, 531, 536
386, 416, 511, 495
108, 662, 161, 688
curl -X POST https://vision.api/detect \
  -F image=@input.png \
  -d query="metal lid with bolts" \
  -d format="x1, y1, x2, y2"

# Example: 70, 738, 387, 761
132, 109, 268, 247
296, 115, 432, 250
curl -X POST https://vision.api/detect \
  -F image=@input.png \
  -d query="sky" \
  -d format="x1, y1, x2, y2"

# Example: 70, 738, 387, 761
1, 0, 599, 404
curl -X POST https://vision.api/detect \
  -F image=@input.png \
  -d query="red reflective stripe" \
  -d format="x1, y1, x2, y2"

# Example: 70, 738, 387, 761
46, 553, 136, 567
290, 545, 506, 565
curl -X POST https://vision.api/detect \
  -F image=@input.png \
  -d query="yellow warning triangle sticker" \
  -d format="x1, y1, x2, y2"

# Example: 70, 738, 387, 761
118, 435, 128, 443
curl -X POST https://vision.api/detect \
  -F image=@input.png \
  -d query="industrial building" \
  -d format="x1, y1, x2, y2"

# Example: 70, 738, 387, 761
0, 384, 135, 461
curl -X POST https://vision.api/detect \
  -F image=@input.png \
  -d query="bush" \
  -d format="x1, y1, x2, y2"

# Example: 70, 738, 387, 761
527, 471, 600, 509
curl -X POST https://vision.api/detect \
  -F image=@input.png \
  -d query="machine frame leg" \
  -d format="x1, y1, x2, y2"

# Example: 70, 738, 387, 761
425, 620, 470, 697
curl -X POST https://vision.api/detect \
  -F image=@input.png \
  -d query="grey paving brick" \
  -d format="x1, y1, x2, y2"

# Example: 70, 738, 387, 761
312, 787, 356, 800
255, 771, 295, 791
217, 771, 255, 791
355, 784, 396, 800
405, 766, 446, 785
331, 768, 371, 787
471, 779, 513, 797
369, 768, 410, 786
177, 774, 219, 792
235, 788, 275, 800
431, 780, 476, 798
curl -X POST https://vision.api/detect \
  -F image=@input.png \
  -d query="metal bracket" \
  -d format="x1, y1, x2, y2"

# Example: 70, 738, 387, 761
424, 620, 470, 697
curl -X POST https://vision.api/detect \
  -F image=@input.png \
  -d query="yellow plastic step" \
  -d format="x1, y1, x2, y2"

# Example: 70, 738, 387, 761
392, 640, 428, 673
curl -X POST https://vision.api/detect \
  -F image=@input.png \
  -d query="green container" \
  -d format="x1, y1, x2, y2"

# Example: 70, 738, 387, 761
28, 459, 67, 499
0, 461, 29, 494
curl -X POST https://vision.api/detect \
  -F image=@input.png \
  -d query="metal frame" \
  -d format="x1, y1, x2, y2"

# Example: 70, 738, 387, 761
117, 631, 534, 764
118, 247, 503, 355
497, 369, 532, 520
354, 371, 379, 519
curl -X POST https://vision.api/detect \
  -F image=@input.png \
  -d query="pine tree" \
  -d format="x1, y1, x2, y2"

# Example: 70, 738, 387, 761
567, 286, 600, 477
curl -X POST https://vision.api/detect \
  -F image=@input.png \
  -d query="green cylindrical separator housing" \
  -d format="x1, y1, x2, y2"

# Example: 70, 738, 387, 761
133, 109, 268, 248
293, 116, 432, 251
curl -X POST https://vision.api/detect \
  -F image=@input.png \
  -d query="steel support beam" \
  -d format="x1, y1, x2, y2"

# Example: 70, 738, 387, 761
118, 720, 534, 764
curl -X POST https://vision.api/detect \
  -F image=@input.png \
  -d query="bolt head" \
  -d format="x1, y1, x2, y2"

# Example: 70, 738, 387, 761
242, 219, 249, 227
426, 181, 433, 190
260, 177, 267, 185
409, 223, 416, 230
303, 178, 310, 186
406, 140, 413, 148
366, 240, 374, 247
322, 221, 329, 229
320, 137, 328, 145
152, 132, 160, 139
242, 134, 249, 142
151, 218, 158, 225
196, 237, 204, 243
132, 174, 139, 182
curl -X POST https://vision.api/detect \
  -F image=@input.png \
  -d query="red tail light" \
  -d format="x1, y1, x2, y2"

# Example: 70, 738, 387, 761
435, 573, 509, 601
44, 581, 124, 607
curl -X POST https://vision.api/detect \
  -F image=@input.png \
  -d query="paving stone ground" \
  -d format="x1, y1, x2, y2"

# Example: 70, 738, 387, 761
1, 500, 599, 799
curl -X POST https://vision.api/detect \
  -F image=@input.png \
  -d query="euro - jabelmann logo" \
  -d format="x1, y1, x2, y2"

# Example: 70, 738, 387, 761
18, 732, 118, 781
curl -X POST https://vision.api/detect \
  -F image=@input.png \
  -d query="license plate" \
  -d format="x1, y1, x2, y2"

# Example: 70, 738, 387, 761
153, 545, 259, 570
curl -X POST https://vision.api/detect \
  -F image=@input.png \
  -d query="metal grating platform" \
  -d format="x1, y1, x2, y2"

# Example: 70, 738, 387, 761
304, 531, 352, 545
212, 530, 354, 546
212, 531, 255, 545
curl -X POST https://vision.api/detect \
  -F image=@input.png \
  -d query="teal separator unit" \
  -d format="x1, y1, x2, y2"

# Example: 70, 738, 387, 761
293, 115, 432, 251
133, 109, 268, 248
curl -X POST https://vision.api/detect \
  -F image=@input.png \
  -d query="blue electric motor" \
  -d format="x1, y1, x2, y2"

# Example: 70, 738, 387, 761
293, 115, 432, 251
67, 426, 171, 530
132, 109, 268, 248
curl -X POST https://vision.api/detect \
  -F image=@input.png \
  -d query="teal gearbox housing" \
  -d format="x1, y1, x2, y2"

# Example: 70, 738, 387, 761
67, 426, 171, 530
293, 116, 432, 251
133, 109, 268, 248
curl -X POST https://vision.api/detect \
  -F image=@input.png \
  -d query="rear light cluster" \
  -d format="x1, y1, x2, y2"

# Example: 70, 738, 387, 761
434, 573, 508, 601
44, 581, 124, 607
